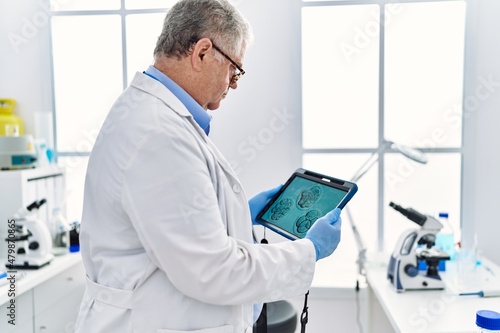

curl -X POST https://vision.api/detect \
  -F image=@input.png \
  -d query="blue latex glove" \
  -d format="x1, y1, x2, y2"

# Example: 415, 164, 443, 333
305, 208, 342, 261
248, 185, 282, 225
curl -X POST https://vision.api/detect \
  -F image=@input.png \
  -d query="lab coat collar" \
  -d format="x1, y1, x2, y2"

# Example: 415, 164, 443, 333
129, 71, 238, 179
130, 71, 190, 118
143, 65, 212, 135
130, 72, 212, 142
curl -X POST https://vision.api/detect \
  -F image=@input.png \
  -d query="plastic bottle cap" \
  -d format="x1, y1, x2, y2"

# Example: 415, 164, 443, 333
476, 310, 500, 330
438, 212, 449, 218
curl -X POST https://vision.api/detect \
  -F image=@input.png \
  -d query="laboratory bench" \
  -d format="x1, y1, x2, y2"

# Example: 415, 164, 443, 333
305, 250, 500, 333
364, 254, 500, 333
0, 252, 85, 333
2, 248, 499, 333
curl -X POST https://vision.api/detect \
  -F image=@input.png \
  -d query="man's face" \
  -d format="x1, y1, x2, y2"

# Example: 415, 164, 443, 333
204, 45, 245, 111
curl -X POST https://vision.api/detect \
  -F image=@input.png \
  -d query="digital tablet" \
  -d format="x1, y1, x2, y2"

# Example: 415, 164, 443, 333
256, 168, 358, 240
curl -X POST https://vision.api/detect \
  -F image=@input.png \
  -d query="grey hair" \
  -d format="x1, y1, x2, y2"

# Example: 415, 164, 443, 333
154, 0, 253, 60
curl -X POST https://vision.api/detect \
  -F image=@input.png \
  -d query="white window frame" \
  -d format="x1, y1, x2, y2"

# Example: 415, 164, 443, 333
300, 0, 467, 252
49, 3, 169, 157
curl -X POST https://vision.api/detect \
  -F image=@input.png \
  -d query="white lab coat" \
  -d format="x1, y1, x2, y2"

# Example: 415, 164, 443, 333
74, 72, 316, 333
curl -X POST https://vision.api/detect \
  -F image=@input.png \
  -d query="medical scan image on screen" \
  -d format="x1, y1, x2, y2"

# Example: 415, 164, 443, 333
260, 176, 348, 238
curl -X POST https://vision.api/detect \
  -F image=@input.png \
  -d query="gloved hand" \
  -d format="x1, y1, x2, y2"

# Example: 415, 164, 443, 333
248, 185, 282, 225
305, 208, 342, 261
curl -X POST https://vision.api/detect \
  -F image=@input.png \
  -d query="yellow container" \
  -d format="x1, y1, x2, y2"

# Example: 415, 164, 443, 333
0, 98, 24, 136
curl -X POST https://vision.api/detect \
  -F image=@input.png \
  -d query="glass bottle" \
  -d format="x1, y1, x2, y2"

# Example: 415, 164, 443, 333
51, 208, 71, 256
435, 212, 455, 260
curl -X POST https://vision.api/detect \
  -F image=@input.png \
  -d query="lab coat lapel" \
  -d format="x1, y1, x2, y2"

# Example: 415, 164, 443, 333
131, 71, 241, 189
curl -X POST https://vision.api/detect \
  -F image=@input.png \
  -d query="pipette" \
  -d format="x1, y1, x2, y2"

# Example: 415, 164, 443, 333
459, 289, 500, 298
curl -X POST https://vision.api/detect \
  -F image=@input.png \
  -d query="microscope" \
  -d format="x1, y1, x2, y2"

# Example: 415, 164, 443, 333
387, 202, 450, 292
5, 199, 54, 269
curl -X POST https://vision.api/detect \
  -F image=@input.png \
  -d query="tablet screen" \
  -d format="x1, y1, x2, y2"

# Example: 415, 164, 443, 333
258, 173, 352, 239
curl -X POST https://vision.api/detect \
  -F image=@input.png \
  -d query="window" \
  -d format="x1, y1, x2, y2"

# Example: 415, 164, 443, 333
50, 1, 467, 266
301, 0, 466, 266
50, 1, 171, 221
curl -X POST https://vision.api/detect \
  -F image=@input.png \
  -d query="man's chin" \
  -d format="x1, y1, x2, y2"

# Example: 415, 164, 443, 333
207, 101, 222, 111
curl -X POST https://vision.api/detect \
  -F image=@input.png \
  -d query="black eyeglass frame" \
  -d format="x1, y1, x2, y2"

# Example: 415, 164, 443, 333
211, 43, 245, 84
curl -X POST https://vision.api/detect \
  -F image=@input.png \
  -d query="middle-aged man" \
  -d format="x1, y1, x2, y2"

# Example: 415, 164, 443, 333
75, 0, 343, 332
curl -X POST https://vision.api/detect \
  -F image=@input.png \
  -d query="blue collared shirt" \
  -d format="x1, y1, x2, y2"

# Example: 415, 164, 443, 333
143, 65, 212, 135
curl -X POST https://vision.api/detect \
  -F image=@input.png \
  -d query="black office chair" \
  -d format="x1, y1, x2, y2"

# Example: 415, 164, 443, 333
253, 300, 298, 333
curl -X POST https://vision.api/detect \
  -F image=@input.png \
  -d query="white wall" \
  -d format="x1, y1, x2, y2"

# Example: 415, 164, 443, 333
0, 0, 54, 134
210, 0, 303, 198
462, 0, 500, 265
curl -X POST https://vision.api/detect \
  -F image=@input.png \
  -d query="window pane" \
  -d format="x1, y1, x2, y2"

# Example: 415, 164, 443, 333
383, 153, 461, 253
50, 0, 120, 11
126, 13, 166, 83
125, 0, 174, 10
302, 5, 380, 149
58, 156, 89, 224
303, 153, 378, 266
51, 15, 123, 152
384, 1, 466, 148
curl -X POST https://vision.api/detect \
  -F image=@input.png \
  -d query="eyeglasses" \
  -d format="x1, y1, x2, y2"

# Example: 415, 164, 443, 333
211, 42, 245, 85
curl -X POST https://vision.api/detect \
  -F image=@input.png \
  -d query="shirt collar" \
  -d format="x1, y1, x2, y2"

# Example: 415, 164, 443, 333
143, 65, 212, 135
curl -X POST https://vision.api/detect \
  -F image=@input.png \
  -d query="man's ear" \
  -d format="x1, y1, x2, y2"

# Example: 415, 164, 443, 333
191, 38, 213, 72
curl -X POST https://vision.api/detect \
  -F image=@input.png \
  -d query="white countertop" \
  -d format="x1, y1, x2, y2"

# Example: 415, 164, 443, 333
365, 255, 500, 333
0, 252, 82, 305
6, 247, 496, 333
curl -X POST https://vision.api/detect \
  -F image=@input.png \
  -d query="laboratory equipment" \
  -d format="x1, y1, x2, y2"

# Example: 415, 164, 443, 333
51, 207, 71, 256
435, 212, 456, 260
5, 199, 54, 269
0, 166, 65, 260
387, 201, 450, 292
69, 220, 81, 252
346, 140, 428, 275
0, 98, 24, 136
0, 134, 38, 169
460, 289, 500, 297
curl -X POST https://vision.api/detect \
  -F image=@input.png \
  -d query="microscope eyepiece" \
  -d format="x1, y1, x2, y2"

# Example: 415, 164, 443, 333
389, 201, 427, 226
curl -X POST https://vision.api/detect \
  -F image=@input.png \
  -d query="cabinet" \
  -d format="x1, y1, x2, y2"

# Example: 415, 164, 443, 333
0, 254, 85, 333
0, 290, 33, 333
33, 261, 85, 333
